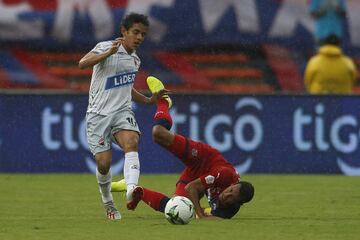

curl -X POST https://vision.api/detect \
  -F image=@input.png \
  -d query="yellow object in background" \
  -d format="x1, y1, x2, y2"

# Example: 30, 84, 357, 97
304, 45, 357, 94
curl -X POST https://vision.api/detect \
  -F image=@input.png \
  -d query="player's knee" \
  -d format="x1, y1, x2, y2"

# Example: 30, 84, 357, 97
122, 141, 138, 152
120, 136, 139, 152
95, 151, 111, 173
96, 158, 111, 174
152, 125, 167, 144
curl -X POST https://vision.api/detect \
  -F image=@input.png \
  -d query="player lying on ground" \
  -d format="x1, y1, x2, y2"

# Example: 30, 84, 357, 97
113, 76, 255, 219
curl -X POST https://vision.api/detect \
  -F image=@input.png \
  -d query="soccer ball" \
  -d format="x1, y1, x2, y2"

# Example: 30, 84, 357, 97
164, 196, 195, 225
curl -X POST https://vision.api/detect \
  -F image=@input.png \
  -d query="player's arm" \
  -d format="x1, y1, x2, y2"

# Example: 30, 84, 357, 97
200, 208, 223, 220
185, 178, 207, 219
78, 39, 122, 69
131, 88, 170, 104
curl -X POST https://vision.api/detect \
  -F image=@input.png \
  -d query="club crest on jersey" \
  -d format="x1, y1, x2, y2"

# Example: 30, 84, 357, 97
105, 71, 137, 90
98, 137, 105, 146
205, 175, 215, 184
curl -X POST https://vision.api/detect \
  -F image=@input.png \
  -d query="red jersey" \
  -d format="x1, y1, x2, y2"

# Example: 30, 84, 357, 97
172, 134, 239, 206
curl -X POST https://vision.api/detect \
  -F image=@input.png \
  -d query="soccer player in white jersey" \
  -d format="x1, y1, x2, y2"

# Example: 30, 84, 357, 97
79, 13, 168, 220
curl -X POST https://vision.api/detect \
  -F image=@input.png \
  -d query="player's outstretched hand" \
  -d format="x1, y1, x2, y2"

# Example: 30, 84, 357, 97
108, 38, 123, 55
148, 89, 171, 104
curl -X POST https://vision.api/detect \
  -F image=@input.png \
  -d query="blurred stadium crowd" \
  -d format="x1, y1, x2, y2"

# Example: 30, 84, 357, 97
0, 0, 359, 94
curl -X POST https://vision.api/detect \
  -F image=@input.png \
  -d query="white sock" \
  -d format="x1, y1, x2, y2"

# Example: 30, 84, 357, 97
124, 152, 140, 198
96, 168, 113, 203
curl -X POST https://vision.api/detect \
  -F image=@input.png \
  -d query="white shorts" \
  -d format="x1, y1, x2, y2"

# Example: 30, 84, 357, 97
86, 109, 140, 155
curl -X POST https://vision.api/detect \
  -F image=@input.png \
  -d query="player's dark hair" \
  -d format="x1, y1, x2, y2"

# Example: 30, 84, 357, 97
212, 181, 254, 219
238, 181, 254, 205
121, 13, 149, 30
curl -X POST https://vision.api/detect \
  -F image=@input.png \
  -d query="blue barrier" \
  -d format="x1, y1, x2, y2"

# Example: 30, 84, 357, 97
1, 94, 360, 175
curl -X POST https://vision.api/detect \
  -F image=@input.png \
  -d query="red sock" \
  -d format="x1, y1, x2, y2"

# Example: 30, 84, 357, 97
154, 98, 172, 130
142, 187, 169, 212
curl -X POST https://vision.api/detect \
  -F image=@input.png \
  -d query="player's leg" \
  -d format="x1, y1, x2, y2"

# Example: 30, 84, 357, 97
95, 151, 122, 220
95, 151, 121, 220
174, 171, 191, 197
110, 179, 170, 212
87, 113, 121, 220
153, 128, 202, 169
114, 129, 140, 200
128, 186, 170, 212
95, 150, 113, 204
147, 77, 205, 169
147, 76, 177, 149
152, 125, 175, 148
147, 76, 173, 131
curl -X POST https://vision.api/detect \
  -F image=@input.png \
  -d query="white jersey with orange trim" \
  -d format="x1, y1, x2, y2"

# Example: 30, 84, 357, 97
87, 41, 141, 115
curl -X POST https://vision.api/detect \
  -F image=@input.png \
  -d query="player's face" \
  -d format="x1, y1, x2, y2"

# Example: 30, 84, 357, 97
122, 23, 148, 52
218, 184, 241, 207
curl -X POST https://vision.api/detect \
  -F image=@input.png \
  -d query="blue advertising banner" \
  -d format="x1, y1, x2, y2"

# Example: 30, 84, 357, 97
1, 94, 360, 175
1, 0, 360, 53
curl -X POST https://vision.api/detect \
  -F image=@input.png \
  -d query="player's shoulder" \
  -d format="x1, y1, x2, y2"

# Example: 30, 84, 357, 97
218, 166, 237, 177
96, 40, 113, 48
91, 41, 113, 54
215, 167, 239, 185
204, 167, 236, 185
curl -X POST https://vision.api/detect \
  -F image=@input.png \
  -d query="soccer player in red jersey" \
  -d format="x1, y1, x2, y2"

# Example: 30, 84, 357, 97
123, 77, 254, 219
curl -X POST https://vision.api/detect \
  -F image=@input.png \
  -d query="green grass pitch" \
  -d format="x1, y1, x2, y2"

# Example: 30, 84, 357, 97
0, 174, 359, 240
